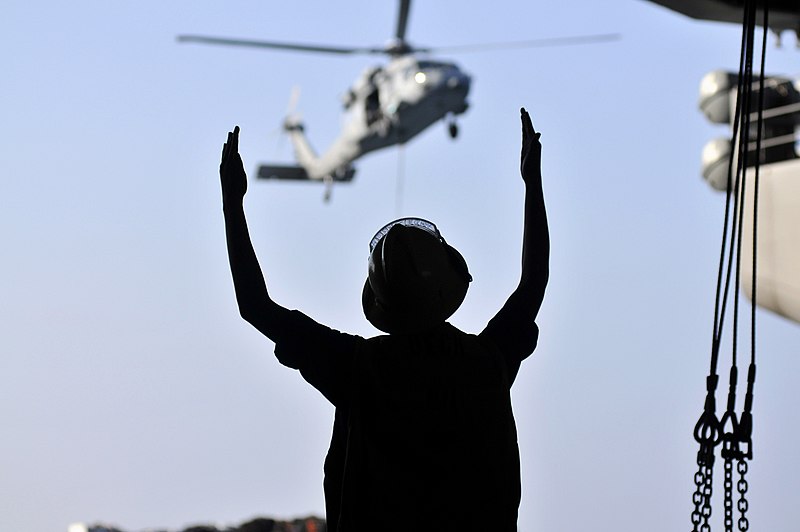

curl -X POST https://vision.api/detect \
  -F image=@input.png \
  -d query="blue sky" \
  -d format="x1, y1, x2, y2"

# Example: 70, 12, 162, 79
2, 1, 799, 531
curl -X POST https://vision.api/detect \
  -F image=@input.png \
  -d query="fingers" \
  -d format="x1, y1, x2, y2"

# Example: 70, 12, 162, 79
520, 108, 541, 144
520, 108, 529, 144
222, 131, 232, 162
520, 107, 536, 135
221, 141, 228, 163
221, 126, 242, 165
232, 125, 240, 153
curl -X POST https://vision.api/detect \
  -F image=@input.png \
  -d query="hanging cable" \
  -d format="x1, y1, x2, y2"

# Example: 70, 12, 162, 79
733, 6, 767, 532
691, 1, 767, 530
395, 144, 406, 217
721, 6, 757, 527
691, 7, 752, 528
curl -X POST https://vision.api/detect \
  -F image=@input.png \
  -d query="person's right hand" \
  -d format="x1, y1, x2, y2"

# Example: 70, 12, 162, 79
520, 108, 542, 184
220, 126, 248, 205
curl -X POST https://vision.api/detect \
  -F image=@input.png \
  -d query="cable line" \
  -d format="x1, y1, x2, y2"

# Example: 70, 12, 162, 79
690, 2, 767, 530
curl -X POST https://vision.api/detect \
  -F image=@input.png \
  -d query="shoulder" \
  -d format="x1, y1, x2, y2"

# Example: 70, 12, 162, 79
480, 314, 539, 359
273, 309, 364, 369
479, 316, 539, 385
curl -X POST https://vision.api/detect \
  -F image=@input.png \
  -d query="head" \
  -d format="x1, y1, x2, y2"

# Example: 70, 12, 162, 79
362, 218, 472, 334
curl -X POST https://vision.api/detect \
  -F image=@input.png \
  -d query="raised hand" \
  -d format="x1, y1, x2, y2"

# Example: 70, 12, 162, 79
220, 126, 248, 205
520, 108, 542, 184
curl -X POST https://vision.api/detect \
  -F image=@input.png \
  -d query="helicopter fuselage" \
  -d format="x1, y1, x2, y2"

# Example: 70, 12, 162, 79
288, 55, 471, 180
359, 55, 471, 148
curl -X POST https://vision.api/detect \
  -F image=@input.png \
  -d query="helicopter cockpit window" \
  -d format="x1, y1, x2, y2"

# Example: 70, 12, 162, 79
416, 60, 440, 70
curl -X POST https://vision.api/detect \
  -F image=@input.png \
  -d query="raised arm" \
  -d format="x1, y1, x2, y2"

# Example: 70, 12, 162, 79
220, 126, 292, 340
512, 107, 550, 318
220, 127, 358, 405
481, 109, 549, 364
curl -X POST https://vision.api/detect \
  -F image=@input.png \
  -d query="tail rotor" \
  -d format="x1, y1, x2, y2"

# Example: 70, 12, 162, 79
267, 85, 302, 157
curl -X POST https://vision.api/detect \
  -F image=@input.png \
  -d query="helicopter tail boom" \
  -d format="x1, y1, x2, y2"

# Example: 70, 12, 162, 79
257, 164, 355, 182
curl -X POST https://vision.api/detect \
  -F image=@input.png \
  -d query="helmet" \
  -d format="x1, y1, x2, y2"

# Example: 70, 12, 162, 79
362, 218, 472, 334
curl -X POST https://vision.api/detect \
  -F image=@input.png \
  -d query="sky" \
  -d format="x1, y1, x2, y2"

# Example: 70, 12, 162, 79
2, 1, 799, 531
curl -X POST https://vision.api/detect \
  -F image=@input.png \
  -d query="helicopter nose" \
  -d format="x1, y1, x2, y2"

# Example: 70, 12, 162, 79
446, 72, 471, 91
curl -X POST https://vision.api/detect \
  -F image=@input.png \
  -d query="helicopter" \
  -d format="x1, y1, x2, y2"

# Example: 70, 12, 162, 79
179, 0, 618, 197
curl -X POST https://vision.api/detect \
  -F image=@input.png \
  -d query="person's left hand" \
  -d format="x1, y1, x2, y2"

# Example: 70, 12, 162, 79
220, 126, 248, 205
520, 108, 542, 184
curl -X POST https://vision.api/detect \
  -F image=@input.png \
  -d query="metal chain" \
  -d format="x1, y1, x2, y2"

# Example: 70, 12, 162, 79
737, 459, 750, 531
692, 437, 719, 532
724, 457, 734, 532
691, 459, 716, 532
692, 461, 705, 531
701, 462, 714, 532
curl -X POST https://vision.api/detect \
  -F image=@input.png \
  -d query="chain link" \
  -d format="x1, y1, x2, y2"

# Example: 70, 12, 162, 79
691, 445, 717, 532
737, 459, 750, 531
702, 462, 714, 532
692, 462, 705, 531
692, 423, 755, 532
724, 457, 734, 532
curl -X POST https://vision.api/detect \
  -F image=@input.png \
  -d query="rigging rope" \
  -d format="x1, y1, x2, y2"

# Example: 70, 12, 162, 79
691, 1, 767, 530
395, 144, 406, 217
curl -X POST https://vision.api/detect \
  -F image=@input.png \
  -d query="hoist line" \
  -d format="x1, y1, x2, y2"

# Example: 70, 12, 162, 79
722, 0, 767, 443
736, 4, 768, 480
716, 0, 758, 462
726, 1, 766, 442
708, 0, 764, 377
750, 3, 768, 370
708, 2, 752, 378
693, 2, 768, 528
395, 144, 406, 217
729, 0, 757, 375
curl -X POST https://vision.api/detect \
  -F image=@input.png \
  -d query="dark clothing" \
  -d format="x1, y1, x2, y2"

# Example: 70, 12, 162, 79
273, 311, 538, 532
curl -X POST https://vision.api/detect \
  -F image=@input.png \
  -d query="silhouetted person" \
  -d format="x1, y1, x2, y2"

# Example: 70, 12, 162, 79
220, 108, 548, 531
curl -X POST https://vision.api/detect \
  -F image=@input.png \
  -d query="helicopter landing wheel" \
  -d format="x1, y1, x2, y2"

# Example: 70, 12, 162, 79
448, 121, 458, 139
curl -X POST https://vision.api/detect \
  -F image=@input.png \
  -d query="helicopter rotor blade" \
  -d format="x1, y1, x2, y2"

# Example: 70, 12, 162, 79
286, 85, 301, 116
395, 0, 411, 42
425, 32, 621, 54
177, 35, 386, 55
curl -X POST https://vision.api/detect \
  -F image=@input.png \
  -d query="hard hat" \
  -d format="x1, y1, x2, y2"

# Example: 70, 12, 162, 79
362, 218, 471, 334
